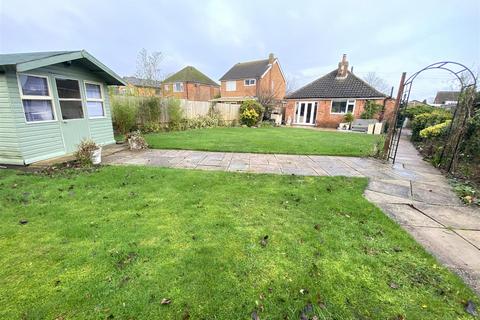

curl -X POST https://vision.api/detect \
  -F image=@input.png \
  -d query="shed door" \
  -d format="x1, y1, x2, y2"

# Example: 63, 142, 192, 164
55, 78, 90, 153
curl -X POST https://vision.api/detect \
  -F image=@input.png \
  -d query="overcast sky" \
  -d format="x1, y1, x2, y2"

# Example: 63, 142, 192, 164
1, 0, 479, 101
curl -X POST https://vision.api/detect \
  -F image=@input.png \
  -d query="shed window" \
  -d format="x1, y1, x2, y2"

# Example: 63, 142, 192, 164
226, 81, 236, 91
18, 74, 55, 122
173, 82, 184, 92
85, 82, 105, 118
331, 99, 355, 114
244, 79, 256, 86
56, 78, 84, 120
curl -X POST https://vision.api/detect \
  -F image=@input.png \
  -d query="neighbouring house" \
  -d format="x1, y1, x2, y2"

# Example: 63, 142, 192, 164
433, 91, 459, 107
285, 54, 395, 128
162, 66, 219, 101
0, 50, 125, 165
408, 99, 427, 106
215, 53, 286, 105
114, 76, 162, 96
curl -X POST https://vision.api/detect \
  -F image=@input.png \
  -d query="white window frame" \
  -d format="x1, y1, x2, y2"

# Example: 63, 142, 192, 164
173, 82, 184, 92
330, 99, 356, 114
84, 80, 105, 119
17, 73, 57, 124
55, 77, 85, 121
294, 101, 317, 125
244, 79, 256, 86
226, 81, 236, 91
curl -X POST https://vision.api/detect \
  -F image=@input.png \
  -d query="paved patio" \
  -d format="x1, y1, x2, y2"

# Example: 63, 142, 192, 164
104, 133, 480, 294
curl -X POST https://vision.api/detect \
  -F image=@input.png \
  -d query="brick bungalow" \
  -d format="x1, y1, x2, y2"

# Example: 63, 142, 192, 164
215, 53, 286, 104
285, 55, 395, 128
162, 66, 220, 101
116, 76, 162, 96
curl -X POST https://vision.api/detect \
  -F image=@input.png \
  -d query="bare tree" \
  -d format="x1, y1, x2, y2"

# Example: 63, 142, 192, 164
285, 75, 297, 96
363, 72, 390, 95
135, 48, 164, 86
257, 80, 287, 120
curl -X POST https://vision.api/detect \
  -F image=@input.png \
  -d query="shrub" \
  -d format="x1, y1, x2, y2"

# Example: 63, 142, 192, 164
137, 97, 161, 125
126, 130, 148, 150
420, 120, 451, 139
142, 121, 162, 133
411, 110, 452, 141
360, 100, 382, 119
402, 104, 437, 120
240, 100, 264, 127
167, 98, 184, 131
112, 98, 137, 134
344, 112, 354, 123
74, 139, 99, 166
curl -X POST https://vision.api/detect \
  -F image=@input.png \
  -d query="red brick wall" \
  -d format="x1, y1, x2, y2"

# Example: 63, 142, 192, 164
285, 98, 390, 128
163, 82, 219, 101
220, 61, 286, 99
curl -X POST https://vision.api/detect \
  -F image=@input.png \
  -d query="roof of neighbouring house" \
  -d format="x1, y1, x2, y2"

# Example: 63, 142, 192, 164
287, 70, 387, 99
163, 66, 219, 87
219, 58, 272, 81
0, 50, 126, 85
123, 76, 162, 88
434, 91, 460, 104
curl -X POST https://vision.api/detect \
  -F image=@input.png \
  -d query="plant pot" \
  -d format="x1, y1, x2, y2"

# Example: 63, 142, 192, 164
91, 147, 102, 165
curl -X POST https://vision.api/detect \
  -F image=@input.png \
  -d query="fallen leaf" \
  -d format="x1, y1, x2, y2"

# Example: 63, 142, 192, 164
300, 288, 308, 295
161, 298, 171, 305
303, 303, 313, 313
260, 235, 269, 247
314, 224, 321, 230
251, 310, 260, 320
300, 312, 308, 320
465, 300, 477, 316
389, 282, 399, 289
19, 219, 28, 225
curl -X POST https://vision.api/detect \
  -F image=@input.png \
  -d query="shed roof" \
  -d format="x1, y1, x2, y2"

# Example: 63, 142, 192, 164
219, 59, 271, 81
0, 50, 126, 85
164, 66, 219, 86
287, 70, 386, 99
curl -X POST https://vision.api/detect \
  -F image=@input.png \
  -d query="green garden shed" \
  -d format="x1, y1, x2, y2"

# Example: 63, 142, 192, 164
0, 50, 125, 165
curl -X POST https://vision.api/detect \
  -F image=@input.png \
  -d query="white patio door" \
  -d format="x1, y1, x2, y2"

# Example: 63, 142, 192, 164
295, 101, 317, 125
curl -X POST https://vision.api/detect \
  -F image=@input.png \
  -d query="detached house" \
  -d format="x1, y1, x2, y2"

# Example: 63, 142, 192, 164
216, 53, 286, 103
118, 76, 162, 96
162, 66, 219, 101
286, 55, 395, 128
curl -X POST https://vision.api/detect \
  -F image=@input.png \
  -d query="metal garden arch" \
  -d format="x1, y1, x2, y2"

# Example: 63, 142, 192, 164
385, 61, 477, 172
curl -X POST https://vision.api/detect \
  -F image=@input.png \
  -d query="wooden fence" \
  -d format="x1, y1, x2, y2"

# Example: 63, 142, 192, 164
110, 95, 240, 124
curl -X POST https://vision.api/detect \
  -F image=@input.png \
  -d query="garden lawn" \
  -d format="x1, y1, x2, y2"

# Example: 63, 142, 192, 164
144, 127, 383, 157
0, 166, 477, 319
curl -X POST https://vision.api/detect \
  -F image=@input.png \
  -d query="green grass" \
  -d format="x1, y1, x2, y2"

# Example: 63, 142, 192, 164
0, 167, 477, 319
144, 127, 383, 157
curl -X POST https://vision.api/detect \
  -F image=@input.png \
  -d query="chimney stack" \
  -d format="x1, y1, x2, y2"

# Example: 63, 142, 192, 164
268, 53, 275, 64
336, 54, 349, 78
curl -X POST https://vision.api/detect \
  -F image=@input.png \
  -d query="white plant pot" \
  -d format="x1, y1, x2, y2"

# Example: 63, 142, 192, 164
91, 147, 102, 165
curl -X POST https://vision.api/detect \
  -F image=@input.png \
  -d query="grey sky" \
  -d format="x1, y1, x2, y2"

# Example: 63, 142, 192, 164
1, 0, 479, 101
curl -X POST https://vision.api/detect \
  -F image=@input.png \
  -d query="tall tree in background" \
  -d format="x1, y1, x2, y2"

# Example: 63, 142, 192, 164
363, 72, 390, 95
135, 48, 163, 85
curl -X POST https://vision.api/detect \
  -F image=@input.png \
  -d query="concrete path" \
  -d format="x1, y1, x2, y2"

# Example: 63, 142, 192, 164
104, 134, 480, 294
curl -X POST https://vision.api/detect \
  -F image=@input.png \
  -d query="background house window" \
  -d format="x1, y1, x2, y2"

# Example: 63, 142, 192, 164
173, 82, 184, 92
85, 82, 104, 118
164, 84, 169, 91
331, 99, 355, 114
226, 81, 236, 91
244, 79, 256, 86
18, 74, 55, 122
55, 78, 84, 120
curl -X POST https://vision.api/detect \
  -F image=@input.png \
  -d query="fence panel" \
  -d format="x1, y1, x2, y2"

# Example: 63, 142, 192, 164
110, 95, 241, 124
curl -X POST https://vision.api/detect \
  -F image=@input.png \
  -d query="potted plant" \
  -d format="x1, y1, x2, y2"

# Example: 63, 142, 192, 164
126, 130, 149, 150
344, 112, 355, 130
75, 139, 102, 165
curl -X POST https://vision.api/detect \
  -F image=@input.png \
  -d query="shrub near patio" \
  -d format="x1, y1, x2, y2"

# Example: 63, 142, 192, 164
0, 167, 478, 319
